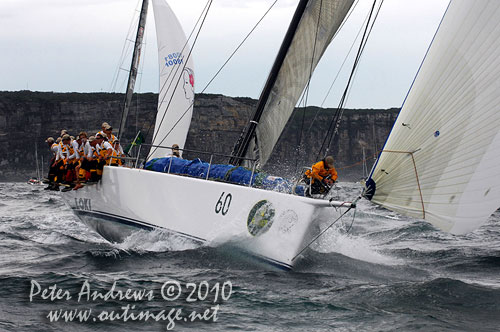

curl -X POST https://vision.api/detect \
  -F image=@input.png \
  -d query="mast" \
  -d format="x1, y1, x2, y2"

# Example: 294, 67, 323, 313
118, 0, 149, 140
35, 143, 40, 181
228, 0, 310, 165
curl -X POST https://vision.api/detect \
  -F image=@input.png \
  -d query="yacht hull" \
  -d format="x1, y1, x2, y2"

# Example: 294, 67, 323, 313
61, 167, 342, 270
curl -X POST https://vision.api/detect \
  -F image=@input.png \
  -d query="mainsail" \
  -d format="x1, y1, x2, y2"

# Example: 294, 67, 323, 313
365, 0, 500, 234
231, 0, 354, 166
148, 0, 195, 160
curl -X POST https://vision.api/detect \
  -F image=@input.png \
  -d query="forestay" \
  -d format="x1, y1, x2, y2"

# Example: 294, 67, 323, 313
148, 0, 195, 160
366, 0, 500, 234
245, 0, 354, 166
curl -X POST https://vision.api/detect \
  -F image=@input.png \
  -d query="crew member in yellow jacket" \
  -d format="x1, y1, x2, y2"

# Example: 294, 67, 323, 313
304, 155, 338, 196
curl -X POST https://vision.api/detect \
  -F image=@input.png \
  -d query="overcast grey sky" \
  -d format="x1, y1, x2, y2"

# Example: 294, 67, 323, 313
0, 0, 449, 108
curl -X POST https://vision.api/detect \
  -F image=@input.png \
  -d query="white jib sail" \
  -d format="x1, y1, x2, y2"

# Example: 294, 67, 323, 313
367, 0, 500, 234
149, 0, 194, 160
246, 0, 354, 166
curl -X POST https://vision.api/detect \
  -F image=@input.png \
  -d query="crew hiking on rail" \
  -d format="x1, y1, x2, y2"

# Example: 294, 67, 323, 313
44, 122, 125, 191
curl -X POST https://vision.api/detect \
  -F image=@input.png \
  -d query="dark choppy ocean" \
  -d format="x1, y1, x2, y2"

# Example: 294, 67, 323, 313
1, 182, 499, 331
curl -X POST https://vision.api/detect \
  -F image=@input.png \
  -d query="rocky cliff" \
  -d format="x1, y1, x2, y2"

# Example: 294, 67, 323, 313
0, 91, 398, 181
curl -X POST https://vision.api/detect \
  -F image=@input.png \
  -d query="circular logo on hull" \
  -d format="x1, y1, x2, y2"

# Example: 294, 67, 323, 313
247, 200, 275, 236
278, 210, 298, 234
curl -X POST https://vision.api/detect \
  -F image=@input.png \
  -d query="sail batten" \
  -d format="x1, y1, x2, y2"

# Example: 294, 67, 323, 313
367, 0, 500, 234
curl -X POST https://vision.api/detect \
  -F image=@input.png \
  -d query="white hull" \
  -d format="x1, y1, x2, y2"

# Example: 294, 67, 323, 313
61, 167, 348, 269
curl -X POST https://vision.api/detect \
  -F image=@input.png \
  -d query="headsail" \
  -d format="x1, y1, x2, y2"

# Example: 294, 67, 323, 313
365, 0, 500, 234
232, 0, 354, 166
148, 0, 195, 160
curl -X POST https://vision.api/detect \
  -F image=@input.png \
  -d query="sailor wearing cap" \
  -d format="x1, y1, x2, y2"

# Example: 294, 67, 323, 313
109, 139, 125, 166
84, 136, 100, 182
104, 125, 126, 157
58, 134, 78, 184
94, 134, 113, 179
103, 124, 118, 143
96, 122, 109, 138
56, 135, 71, 166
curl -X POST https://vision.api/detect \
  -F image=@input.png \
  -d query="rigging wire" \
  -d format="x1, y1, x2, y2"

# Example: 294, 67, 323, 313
294, 0, 360, 170
296, 0, 360, 112
295, 0, 325, 173
298, 10, 368, 162
143, 0, 213, 158
146, 0, 212, 145
293, 0, 361, 120
110, 0, 143, 92
316, 0, 383, 161
199, 0, 279, 96
155, 0, 212, 100
320, 1, 366, 109
320, 1, 378, 158
146, 0, 280, 160
291, 196, 361, 262
345, 203, 357, 233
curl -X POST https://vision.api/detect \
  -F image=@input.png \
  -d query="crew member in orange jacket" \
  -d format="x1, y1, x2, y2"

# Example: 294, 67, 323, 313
304, 155, 338, 195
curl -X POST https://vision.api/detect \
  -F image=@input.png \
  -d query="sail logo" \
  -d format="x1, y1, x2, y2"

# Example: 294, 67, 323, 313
247, 200, 275, 236
183, 67, 195, 103
164, 52, 184, 67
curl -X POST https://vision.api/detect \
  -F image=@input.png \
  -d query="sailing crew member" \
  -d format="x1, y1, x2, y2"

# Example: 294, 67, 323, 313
103, 124, 126, 157
45, 137, 59, 190
74, 132, 89, 189
95, 134, 113, 179
110, 139, 125, 166
59, 134, 78, 184
304, 155, 338, 196
84, 136, 100, 182
167, 144, 182, 158
98, 135, 114, 164
50, 137, 65, 187
104, 124, 118, 143
96, 122, 109, 138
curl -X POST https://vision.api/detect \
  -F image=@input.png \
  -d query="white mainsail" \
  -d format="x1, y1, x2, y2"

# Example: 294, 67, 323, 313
245, 0, 354, 166
149, 0, 194, 160
366, 0, 500, 234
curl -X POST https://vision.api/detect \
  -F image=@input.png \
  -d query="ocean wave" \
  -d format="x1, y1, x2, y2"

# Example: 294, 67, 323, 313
114, 229, 204, 253
311, 223, 404, 267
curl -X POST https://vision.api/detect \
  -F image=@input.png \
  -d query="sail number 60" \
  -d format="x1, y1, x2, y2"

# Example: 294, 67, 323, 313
215, 192, 232, 215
